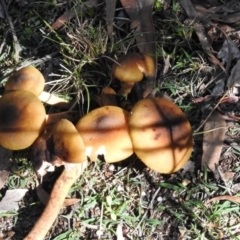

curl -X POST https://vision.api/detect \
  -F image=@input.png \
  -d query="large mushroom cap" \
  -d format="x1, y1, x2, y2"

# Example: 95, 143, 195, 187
0, 90, 46, 150
5, 66, 45, 96
129, 97, 193, 174
76, 106, 133, 163
0, 91, 46, 150
51, 119, 86, 164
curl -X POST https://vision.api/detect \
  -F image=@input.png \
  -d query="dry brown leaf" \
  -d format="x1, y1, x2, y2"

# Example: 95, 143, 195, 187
64, 198, 80, 207
194, 23, 225, 72
0, 146, 13, 190
211, 67, 226, 96
218, 39, 240, 66
120, 0, 156, 55
0, 189, 28, 213
51, 10, 76, 30
51, 0, 98, 30
206, 195, 240, 204
120, 0, 157, 97
231, 183, 240, 193
227, 60, 240, 88
211, 12, 240, 24
221, 171, 235, 182
105, 0, 117, 41
202, 110, 226, 171
180, 0, 225, 72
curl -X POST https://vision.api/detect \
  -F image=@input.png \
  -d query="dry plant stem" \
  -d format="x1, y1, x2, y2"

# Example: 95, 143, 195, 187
24, 162, 87, 240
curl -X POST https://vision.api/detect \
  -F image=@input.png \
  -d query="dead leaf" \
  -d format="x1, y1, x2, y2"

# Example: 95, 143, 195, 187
218, 39, 240, 66
181, 160, 195, 175
105, 0, 117, 41
120, 0, 155, 55
231, 183, 240, 193
51, 0, 98, 30
211, 67, 226, 96
220, 171, 235, 182
202, 110, 227, 171
180, 0, 225, 72
0, 146, 13, 190
0, 3, 4, 18
0, 189, 28, 213
120, 0, 157, 97
205, 195, 240, 205
51, 10, 76, 30
227, 60, 240, 88
211, 12, 240, 24
194, 22, 225, 72
64, 198, 80, 207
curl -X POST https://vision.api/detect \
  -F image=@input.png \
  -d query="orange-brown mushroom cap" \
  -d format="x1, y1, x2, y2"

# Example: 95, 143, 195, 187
129, 97, 193, 174
112, 53, 145, 83
112, 53, 155, 94
0, 90, 46, 150
51, 119, 86, 164
5, 66, 45, 96
76, 106, 133, 163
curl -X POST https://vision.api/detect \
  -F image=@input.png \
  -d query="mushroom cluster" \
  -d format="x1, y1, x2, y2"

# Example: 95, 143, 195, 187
75, 97, 193, 173
29, 96, 192, 174
0, 66, 80, 151
1, 66, 193, 240
0, 67, 47, 150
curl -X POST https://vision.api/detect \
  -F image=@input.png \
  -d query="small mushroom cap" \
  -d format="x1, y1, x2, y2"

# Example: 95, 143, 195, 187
129, 97, 193, 174
112, 53, 144, 83
5, 66, 45, 96
52, 119, 86, 164
0, 90, 46, 150
76, 106, 133, 163
112, 53, 155, 95
112, 52, 155, 82
141, 54, 155, 76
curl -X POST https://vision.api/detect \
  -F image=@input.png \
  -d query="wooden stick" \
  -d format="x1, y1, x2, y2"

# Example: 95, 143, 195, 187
24, 161, 87, 240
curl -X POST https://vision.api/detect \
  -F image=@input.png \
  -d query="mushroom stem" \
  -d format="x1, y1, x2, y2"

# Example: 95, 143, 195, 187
38, 91, 70, 107
24, 162, 87, 240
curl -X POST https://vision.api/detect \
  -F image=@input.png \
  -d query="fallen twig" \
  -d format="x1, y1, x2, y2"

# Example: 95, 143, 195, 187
24, 162, 87, 240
